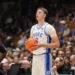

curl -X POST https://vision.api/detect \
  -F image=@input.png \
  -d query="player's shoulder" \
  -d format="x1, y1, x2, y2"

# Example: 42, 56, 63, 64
31, 24, 37, 30
31, 24, 36, 28
45, 22, 55, 29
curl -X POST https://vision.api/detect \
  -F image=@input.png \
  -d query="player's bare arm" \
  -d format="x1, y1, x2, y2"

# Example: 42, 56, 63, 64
32, 25, 60, 49
37, 36, 60, 48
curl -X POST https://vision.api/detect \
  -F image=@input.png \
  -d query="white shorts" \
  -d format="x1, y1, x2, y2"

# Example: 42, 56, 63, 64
32, 53, 53, 75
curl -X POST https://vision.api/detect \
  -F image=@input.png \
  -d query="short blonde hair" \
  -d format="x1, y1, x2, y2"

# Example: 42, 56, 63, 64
37, 7, 48, 16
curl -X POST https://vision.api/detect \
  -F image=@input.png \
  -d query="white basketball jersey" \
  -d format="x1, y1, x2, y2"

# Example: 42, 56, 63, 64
30, 22, 57, 55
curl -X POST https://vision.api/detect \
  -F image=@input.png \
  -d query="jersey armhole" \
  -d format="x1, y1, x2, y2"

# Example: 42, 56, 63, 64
44, 24, 49, 36
31, 25, 36, 35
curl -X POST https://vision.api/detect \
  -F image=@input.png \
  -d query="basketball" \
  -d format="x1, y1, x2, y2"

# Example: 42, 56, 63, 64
25, 37, 38, 52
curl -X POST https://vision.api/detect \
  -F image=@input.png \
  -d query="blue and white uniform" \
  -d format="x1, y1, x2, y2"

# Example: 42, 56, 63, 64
30, 22, 57, 75
73, 28, 75, 36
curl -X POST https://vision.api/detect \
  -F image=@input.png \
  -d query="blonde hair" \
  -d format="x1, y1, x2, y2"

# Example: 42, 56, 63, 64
37, 7, 48, 16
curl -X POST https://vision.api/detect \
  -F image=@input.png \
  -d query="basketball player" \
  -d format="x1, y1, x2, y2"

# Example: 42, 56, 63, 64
30, 7, 60, 75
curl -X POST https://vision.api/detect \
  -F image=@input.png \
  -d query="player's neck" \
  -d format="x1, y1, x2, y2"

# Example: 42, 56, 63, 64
38, 20, 45, 26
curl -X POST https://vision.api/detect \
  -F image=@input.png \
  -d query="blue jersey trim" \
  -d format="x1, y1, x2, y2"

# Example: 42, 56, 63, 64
36, 22, 46, 29
73, 28, 75, 36
45, 35, 51, 75
44, 24, 49, 36
45, 49, 51, 75
46, 35, 51, 53
33, 52, 47, 56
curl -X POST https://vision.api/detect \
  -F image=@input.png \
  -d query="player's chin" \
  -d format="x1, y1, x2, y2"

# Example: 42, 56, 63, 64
36, 17, 39, 21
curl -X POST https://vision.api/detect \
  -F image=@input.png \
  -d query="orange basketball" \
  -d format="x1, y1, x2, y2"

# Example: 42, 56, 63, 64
25, 37, 38, 52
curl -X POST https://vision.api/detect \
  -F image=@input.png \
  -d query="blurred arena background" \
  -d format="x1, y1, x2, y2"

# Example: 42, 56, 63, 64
0, 0, 75, 75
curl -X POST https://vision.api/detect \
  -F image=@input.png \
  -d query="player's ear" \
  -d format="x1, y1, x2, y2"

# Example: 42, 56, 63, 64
44, 14, 46, 18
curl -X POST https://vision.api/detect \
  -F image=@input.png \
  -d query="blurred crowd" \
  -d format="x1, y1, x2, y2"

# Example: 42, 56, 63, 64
0, 46, 32, 75
0, 1, 75, 75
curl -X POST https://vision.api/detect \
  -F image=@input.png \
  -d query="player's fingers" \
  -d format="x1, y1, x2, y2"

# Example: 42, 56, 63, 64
31, 46, 39, 50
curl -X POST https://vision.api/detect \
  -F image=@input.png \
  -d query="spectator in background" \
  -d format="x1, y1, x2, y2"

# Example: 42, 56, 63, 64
0, 69, 4, 75
6, 50, 13, 58
8, 63, 21, 75
64, 56, 70, 68
70, 55, 75, 75
54, 19, 60, 27
12, 51, 20, 58
52, 49, 57, 58
0, 44, 6, 62
18, 60, 31, 75
65, 50, 72, 57
2, 63, 11, 75
1, 50, 13, 65
63, 24, 70, 37
59, 20, 66, 36
53, 57, 70, 75
57, 49, 65, 57
5, 16, 13, 24
70, 55, 75, 68
17, 32, 27, 47
13, 57, 19, 64
58, 20, 66, 47
65, 45, 71, 51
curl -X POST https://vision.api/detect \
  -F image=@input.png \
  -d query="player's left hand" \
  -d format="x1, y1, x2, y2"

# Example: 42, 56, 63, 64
31, 43, 44, 50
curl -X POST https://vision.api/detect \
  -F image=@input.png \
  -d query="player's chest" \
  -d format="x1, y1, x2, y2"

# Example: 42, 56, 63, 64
32, 28, 45, 38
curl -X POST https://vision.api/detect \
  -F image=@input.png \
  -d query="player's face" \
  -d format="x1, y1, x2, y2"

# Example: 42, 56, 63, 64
36, 9, 46, 21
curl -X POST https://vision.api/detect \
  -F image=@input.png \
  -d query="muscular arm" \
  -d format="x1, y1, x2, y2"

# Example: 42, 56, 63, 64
30, 24, 60, 49
38, 25, 60, 48
39, 36, 60, 48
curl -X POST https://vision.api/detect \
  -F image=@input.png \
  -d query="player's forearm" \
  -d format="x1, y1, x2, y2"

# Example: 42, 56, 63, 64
40, 42, 60, 48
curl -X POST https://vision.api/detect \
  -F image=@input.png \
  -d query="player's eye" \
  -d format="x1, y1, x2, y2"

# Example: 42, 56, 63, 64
39, 11, 42, 13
